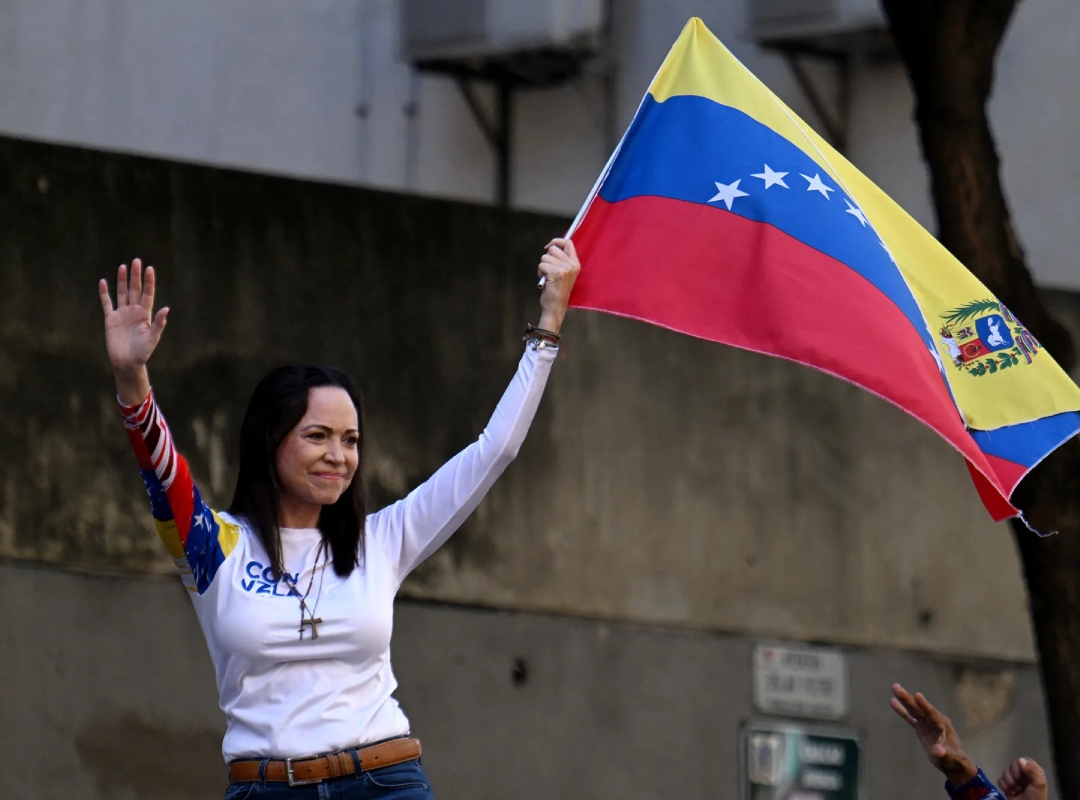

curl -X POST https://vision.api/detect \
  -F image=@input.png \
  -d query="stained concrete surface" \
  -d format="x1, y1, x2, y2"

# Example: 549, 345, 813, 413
1, 0, 1079, 295
0, 563, 1055, 799
0, 135, 1057, 663
0, 136, 1069, 797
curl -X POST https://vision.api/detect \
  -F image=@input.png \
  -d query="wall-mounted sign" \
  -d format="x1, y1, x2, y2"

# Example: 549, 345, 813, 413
742, 720, 862, 800
753, 643, 848, 720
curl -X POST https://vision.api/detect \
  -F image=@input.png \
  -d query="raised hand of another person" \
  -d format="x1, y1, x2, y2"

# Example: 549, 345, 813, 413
890, 683, 978, 787
998, 758, 1047, 800
98, 258, 169, 405
536, 237, 581, 335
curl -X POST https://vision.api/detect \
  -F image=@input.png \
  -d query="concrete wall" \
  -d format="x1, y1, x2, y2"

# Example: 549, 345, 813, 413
0, 105, 1069, 798
0, 0, 1076, 290
0, 0, 833, 216
0, 134, 1046, 666
0, 562, 1055, 800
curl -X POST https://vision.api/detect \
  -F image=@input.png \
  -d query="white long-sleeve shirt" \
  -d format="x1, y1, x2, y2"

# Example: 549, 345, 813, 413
120, 345, 557, 761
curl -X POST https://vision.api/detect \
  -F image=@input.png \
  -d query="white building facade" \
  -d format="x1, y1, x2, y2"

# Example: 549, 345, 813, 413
2, 0, 1076, 288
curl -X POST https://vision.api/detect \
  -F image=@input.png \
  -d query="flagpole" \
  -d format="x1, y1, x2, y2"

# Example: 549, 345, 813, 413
566, 20, 693, 238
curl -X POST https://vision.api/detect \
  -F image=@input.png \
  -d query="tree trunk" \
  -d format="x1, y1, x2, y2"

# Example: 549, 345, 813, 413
881, 1, 1080, 795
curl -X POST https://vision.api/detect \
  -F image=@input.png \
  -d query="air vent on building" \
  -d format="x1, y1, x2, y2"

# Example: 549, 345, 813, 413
402, 0, 603, 64
747, 0, 887, 50
400, 0, 607, 208
746, 0, 893, 155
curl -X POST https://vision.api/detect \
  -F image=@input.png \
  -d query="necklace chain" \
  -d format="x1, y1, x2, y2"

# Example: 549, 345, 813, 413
281, 539, 328, 641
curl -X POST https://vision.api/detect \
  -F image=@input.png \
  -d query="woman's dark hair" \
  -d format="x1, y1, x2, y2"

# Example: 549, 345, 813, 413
229, 364, 365, 579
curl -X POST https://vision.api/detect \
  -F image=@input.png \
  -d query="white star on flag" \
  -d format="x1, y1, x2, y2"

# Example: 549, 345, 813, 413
751, 164, 789, 189
879, 239, 897, 264
194, 511, 207, 529
801, 173, 834, 199
708, 179, 749, 210
844, 199, 868, 226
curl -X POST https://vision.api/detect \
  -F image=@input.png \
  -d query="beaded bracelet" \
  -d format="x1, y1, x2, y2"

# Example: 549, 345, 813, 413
523, 323, 561, 350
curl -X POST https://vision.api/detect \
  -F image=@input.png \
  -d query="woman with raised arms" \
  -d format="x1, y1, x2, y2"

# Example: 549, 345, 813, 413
98, 241, 579, 799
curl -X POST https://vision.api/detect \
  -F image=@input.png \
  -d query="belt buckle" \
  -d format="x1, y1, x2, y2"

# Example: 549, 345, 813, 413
285, 756, 322, 787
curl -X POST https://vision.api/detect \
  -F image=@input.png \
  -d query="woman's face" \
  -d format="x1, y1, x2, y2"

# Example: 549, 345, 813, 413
275, 386, 360, 514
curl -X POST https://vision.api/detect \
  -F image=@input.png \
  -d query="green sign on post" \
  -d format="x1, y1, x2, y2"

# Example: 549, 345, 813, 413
741, 721, 862, 800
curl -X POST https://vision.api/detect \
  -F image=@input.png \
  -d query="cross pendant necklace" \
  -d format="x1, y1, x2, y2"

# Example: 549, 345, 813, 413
300, 611, 324, 639
283, 540, 328, 641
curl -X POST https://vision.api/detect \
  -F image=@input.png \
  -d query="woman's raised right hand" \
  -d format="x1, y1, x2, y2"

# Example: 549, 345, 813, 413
99, 258, 169, 373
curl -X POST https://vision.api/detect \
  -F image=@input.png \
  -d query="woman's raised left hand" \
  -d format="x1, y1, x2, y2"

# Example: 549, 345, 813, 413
99, 258, 169, 405
536, 237, 581, 334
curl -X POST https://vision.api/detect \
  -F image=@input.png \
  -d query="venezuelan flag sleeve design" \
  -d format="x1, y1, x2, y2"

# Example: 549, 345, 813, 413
120, 393, 239, 592
568, 18, 1080, 521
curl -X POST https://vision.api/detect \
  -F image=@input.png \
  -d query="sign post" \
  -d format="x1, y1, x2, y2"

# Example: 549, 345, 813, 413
753, 643, 849, 720
741, 720, 862, 800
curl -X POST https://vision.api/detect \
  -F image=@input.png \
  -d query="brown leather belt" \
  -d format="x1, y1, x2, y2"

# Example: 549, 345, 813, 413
230, 737, 421, 787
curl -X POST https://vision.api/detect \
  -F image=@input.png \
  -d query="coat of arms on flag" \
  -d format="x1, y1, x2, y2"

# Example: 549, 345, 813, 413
939, 301, 1041, 376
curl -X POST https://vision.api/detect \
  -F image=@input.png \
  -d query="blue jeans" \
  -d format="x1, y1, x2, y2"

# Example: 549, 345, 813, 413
223, 757, 433, 799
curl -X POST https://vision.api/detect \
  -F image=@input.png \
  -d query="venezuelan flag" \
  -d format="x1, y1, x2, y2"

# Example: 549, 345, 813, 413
568, 18, 1080, 521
